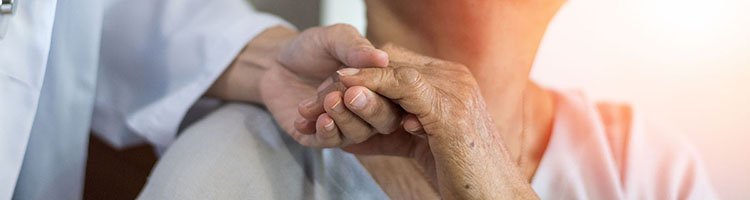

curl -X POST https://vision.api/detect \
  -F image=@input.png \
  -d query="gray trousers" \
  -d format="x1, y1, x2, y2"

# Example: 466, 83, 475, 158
138, 103, 387, 199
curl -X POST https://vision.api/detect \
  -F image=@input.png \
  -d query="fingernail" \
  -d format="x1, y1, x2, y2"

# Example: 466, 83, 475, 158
331, 99, 344, 113
300, 97, 315, 108
348, 90, 367, 110
337, 68, 360, 76
406, 124, 422, 133
324, 119, 335, 131
404, 118, 424, 134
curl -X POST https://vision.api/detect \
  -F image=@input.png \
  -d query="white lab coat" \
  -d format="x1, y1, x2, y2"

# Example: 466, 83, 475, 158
0, 0, 288, 199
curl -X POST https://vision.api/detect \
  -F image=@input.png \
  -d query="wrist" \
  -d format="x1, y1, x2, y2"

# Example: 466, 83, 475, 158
206, 25, 298, 104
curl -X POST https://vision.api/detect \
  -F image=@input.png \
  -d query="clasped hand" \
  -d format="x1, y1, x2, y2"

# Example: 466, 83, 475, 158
293, 45, 535, 199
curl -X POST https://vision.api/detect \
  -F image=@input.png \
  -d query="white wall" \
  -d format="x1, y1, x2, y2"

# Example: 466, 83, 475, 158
322, 0, 750, 199
321, 0, 366, 33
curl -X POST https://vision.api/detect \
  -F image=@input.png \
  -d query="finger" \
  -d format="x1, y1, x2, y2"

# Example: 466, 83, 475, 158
316, 77, 334, 92
299, 77, 347, 120
343, 86, 403, 134
298, 95, 324, 120
323, 90, 377, 144
290, 128, 318, 148
314, 113, 343, 147
336, 67, 433, 117
290, 114, 343, 148
294, 116, 317, 134
402, 114, 425, 136
322, 24, 389, 67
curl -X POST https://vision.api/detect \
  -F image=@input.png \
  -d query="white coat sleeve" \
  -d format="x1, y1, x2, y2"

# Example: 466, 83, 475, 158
91, 0, 292, 149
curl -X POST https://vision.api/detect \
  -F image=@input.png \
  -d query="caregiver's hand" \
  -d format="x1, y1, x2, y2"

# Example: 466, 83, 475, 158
320, 44, 538, 199
293, 75, 416, 147
206, 24, 388, 144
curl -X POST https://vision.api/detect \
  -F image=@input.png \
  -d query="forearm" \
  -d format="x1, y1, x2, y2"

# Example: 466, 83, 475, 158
431, 123, 538, 200
206, 25, 298, 104
357, 155, 440, 200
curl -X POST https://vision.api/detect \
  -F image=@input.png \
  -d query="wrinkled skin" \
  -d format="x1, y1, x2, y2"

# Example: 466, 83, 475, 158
296, 44, 538, 199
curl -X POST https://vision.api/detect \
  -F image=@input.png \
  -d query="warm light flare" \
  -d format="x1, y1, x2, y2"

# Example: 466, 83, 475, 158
639, 0, 731, 34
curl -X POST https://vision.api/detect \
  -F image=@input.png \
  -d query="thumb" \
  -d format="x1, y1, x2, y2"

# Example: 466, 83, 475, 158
277, 24, 389, 80
322, 24, 389, 68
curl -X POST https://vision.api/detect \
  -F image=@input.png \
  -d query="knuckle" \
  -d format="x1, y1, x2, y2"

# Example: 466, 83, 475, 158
328, 23, 357, 34
300, 26, 327, 44
395, 67, 424, 89
377, 68, 396, 85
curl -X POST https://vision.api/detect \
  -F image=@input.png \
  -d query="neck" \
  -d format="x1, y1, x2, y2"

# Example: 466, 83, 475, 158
365, 0, 562, 180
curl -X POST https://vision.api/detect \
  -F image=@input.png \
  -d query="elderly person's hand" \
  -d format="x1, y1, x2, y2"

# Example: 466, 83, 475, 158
297, 44, 538, 199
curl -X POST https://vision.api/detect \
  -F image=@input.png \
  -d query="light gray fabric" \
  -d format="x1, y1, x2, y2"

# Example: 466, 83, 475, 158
138, 103, 387, 199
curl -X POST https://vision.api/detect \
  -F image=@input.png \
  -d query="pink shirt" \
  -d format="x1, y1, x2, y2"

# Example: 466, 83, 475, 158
531, 90, 715, 199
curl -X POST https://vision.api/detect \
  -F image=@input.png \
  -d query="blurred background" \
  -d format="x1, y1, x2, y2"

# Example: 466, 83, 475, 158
252, 0, 750, 198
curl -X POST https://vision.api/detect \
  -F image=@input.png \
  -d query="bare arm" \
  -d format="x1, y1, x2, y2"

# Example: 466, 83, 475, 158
357, 155, 439, 200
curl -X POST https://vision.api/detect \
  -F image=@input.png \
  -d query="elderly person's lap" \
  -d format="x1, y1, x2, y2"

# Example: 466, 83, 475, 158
138, 103, 386, 199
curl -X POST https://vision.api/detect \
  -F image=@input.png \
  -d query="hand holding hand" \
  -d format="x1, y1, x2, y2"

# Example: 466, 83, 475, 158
207, 24, 388, 145
299, 44, 538, 199
258, 24, 389, 145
